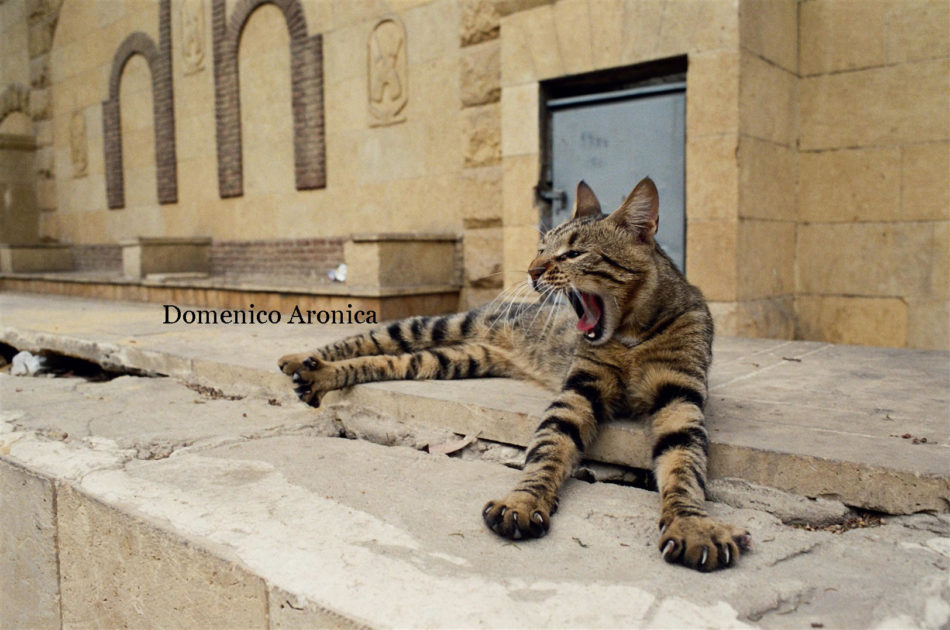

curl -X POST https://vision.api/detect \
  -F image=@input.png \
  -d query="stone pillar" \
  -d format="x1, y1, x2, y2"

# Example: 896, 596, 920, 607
25, 0, 62, 239
458, 0, 504, 308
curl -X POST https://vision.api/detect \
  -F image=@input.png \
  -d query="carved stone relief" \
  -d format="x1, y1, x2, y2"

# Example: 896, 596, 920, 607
368, 19, 407, 127
70, 110, 87, 178
180, 0, 205, 75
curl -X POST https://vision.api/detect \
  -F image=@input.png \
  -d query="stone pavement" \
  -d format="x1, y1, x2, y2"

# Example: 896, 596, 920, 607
1, 292, 949, 629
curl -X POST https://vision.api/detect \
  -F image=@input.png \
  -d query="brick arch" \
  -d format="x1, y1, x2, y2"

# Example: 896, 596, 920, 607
101, 0, 177, 209
229, 0, 308, 41
212, 0, 325, 197
106, 32, 161, 101
0, 83, 31, 127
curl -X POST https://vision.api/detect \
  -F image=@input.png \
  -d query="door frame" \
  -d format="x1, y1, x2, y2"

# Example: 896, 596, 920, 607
538, 57, 688, 231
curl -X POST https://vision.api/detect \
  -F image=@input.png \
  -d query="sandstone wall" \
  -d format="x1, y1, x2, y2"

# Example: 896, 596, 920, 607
795, 0, 949, 349
2, 0, 946, 348
47, 0, 464, 247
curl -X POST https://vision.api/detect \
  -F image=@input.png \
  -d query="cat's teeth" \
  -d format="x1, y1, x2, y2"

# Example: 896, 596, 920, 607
586, 331, 596, 339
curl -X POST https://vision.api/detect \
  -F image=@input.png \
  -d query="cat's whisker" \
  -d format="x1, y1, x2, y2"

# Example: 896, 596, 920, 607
533, 296, 557, 335
489, 281, 534, 332
539, 290, 563, 338
527, 286, 554, 327
534, 294, 553, 336
483, 280, 530, 314
507, 283, 538, 326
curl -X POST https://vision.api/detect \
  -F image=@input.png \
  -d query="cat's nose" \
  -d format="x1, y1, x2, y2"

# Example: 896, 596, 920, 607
528, 265, 546, 282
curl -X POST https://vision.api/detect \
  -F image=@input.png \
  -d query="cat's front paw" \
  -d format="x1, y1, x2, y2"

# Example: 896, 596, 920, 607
482, 492, 553, 539
278, 352, 314, 375
658, 515, 751, 572
277, 353, 329, 407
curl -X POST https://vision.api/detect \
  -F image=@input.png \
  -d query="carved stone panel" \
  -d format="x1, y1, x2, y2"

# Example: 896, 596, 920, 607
180, 0, 206, 75
69, 110, 87, 178
368, 19, 407, 127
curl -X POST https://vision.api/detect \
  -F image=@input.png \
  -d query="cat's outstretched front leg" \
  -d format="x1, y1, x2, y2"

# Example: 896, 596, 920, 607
483, 366, 615, 538
649, 386, 751, 571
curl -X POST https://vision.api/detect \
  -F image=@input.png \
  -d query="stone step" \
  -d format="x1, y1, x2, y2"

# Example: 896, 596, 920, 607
2, 375, 949, 628
1, 292, 948, 515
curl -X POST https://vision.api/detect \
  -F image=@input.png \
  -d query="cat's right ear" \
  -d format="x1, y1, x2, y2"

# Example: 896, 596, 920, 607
571, 180, 602, 220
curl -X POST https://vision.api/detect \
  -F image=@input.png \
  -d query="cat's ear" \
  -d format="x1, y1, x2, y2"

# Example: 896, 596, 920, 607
608, 177, 659, 242
571, 180, 602, 220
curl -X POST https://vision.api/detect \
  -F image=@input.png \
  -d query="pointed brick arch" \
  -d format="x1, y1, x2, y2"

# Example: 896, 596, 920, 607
212, 0, 325, 198
102, 0, 177, 209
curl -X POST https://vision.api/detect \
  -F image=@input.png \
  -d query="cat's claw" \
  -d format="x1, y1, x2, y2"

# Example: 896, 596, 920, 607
483, 495, 551, 539
277, 352, 328, 407
657, 515, 750, 572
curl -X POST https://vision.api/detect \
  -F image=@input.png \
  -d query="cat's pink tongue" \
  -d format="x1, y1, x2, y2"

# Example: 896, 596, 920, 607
576, 292, 601, 332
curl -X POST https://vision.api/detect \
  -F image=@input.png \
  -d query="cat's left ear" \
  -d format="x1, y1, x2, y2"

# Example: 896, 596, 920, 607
608, 177, 659, 242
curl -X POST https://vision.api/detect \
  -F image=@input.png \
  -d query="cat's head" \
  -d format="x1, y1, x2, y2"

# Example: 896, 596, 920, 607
528, 177, 661, 346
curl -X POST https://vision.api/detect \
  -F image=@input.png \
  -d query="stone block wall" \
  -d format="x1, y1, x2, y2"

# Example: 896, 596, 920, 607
46, 0, 464, 245
795, 0, 949, 349
496, 0, 947, 349
719, 0, 800, 339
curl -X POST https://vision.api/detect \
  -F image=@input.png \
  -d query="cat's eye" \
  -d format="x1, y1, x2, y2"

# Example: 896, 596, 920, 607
558, 250, 583, 261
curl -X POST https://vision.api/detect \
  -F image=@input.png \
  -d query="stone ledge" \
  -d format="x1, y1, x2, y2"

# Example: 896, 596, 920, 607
344, 233, 461, 289
0, 292, 946, 515
0, 271, 458, 296
0, 276, 462, 320
350, 232, 460, 243
121, 236, 212, 280
0, 243, 71, 273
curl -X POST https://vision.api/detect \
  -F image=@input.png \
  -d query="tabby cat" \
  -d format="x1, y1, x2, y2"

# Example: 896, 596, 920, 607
279, 177, 751, 571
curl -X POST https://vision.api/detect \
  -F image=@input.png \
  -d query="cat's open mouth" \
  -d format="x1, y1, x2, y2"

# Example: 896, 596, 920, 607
568, 288, 605, 342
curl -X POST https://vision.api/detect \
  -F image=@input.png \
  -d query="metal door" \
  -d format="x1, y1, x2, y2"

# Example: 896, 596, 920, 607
545, 83, 686, 270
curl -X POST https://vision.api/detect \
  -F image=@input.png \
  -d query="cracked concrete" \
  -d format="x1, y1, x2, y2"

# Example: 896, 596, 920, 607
2, 373, 950, 628
1, 374, 339, 462
708, 478, 852, 527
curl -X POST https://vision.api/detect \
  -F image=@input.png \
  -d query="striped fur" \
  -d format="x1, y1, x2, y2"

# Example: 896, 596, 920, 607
279, 178, 750, 571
